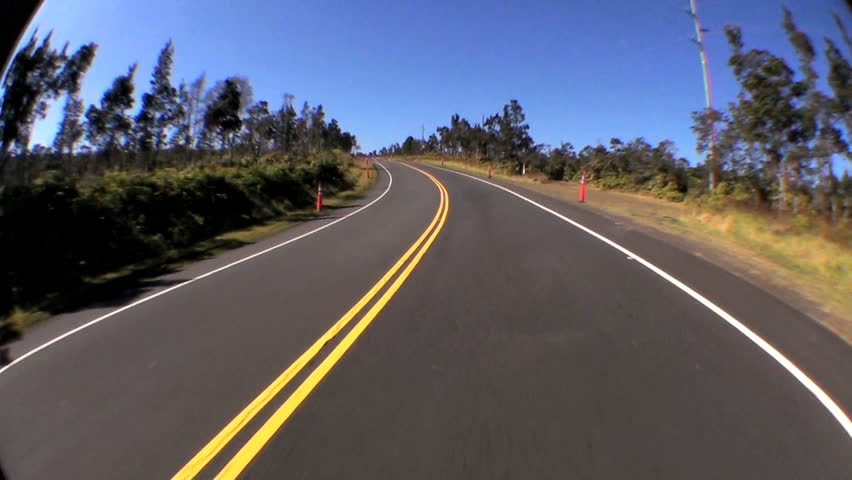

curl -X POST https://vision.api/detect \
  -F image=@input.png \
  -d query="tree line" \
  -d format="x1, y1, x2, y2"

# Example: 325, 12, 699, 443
379, 8, 852, 221
0, 33, 358, 183
0, 33, 363, 339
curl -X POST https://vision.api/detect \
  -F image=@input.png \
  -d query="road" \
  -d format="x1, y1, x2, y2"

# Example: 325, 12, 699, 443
1, 160, 850, 479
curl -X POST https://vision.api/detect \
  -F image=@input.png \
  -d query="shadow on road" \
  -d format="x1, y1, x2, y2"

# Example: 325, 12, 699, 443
13, 237, 251, 329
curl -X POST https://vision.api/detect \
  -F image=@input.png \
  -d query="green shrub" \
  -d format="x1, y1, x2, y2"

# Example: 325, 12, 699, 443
595, 174, 635, 191
0, 157, 351, 325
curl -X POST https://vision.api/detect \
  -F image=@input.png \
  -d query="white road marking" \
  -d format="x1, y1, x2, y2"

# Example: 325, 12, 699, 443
428, 163, 852, 439
0, 162, 394, 375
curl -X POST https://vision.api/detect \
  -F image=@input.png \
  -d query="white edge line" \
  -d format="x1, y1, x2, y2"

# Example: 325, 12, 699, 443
0, 162, 394, 376
424, 162, 852, 439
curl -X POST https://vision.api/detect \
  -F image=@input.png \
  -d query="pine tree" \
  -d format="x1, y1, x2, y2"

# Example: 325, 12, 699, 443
691, 107, 726, 189
309, 104, 326, 152
85, 64, 138, 159
724, 24, 805, 211
824, 38, 852, 135
177, 73, 207, 150
0, 31, 67, 167
134, 40, 178, 166
274, 94, 297, 153
243, 100, 275, 158
54, 96, 85, 156
833, 12, 852, 55
294, 101, 311, 154
781, 7, 821, 212
54, 43, 97, 156
169, 80, 189, 151
497, 100, 533, 169
203, 78, 242, 156
822, 37, 852, 220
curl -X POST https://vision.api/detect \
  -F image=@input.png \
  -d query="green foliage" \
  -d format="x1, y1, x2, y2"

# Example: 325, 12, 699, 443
381, 99, 533, 166
134, 40, 178, 161
85, 63, 137, 155
0, 32, 364, 339
0, 35, 359, 182
54, 43, 97, 156
401, 136, 420, 155
0, 156, 351, 319
204, 78, 243, 152
0, 31, 67, 160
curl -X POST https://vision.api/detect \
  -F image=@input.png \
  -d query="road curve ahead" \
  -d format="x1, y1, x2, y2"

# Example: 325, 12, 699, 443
1, 160, 851, 479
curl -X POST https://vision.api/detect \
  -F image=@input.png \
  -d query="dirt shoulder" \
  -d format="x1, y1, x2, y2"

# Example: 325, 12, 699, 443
413, 156, 852, 345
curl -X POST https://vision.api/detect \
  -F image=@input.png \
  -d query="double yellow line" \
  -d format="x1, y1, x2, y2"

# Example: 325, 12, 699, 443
172, 165, 449, 480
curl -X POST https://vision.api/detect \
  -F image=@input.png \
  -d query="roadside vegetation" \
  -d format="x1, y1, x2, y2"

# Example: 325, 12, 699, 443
0, 35, 363, 344
379, 8, 852, 339
379, 8, 852, 221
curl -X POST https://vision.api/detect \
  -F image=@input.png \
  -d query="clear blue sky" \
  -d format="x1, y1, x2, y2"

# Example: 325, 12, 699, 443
14, 0, 852, 164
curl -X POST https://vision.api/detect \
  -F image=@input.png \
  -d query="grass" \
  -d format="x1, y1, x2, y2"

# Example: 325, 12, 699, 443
4, 159, 377, 337
406, 155, 852, 344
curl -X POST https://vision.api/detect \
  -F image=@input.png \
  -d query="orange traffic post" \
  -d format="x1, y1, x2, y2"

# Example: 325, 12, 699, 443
316, 182, 323, 211
487, 163, 492, 178
579, 171, 586, 203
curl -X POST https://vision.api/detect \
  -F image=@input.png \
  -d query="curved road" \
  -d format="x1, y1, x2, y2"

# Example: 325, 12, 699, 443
1, 160, 850, 479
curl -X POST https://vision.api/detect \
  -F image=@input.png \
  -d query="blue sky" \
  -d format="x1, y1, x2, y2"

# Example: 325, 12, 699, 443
12, 0, 852, 164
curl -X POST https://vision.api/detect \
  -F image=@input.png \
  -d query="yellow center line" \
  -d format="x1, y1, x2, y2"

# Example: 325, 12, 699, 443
171, 165, 448, 480
213, 167, 448, 479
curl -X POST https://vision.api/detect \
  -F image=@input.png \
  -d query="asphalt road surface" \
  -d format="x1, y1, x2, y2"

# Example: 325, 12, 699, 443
1, 160, 850, 479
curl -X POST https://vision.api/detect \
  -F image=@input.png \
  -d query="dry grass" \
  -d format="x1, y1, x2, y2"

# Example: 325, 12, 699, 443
407, 155, 852, 343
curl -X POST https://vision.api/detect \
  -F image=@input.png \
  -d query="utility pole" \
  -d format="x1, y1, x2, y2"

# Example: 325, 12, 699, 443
686, 0, 717, 190
421, 124, 425, 143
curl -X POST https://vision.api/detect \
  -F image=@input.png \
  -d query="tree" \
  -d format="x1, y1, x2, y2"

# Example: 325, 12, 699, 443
294, 101, 311, 154
169, 73, 206, 151
309, 104, 326, 152
85, 64, 137, 160
425, 133, 439, 153
134, 40, 178, 166
242, 100, 275, 158
691, 107, 726, 190
824, 38, 851, 136
497, 99, 533, 169
53, 42, 97, 156
204, 76, 253, 118
0, 31, 67, 167
724, 24, 806, 210
323, 118, 356, 152
833, 11, 852, 55
436, 125, 450, 154
273, 94, 297, 153
820, 37, 852, 220
203, 78, 242, 157
401, 135, 419, 155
